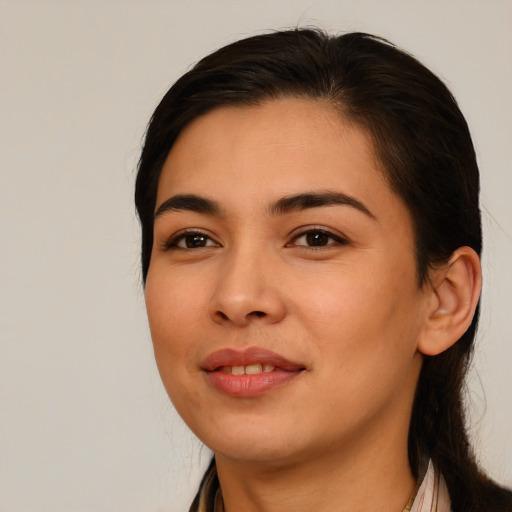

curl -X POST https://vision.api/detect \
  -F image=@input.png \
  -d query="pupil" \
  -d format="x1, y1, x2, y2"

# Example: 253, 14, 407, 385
186, 235, 206, 248
306, 232, 328, 246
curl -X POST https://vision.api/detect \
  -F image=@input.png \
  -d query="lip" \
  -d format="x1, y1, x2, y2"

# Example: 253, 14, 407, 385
202, 347, 304, 372
202, 347, 306, 398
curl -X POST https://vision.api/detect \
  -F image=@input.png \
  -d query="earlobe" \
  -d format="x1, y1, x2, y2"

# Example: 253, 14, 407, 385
417, 247, 482, 356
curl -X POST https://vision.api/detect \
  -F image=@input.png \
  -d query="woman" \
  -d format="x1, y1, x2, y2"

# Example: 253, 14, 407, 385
135, 29, 512, 512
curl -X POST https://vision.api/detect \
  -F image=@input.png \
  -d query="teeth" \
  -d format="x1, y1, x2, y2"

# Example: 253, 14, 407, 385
219, 364, 276, 375
231, 365, 245, 375
245, 364, 262, 375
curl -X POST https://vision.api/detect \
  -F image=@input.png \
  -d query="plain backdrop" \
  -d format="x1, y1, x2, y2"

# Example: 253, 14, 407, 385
1, 1, 511, 511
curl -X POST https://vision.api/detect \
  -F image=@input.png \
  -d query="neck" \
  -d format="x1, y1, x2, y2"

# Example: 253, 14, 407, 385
215, 422, 416, 512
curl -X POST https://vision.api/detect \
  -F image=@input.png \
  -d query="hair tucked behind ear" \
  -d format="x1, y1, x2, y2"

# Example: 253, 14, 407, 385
135, 28, 512, 511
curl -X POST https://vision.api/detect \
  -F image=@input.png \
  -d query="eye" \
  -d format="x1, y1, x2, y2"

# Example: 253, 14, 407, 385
290, 229, 347, 248
164, 231, 219, 250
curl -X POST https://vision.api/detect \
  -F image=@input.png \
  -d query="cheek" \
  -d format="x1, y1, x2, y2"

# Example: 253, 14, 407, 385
145, 273, 207, 418
146, 261, 209, 328
290, 262, 422, 365
144, 269, 206, 372
301, 272, 422, 412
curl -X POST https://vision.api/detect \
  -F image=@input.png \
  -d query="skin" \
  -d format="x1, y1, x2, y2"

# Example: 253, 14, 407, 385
145, 98, 442, 512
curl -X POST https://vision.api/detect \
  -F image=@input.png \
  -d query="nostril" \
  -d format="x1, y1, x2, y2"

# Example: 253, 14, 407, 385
216, 311, 229, 321
213, 310, 265, 323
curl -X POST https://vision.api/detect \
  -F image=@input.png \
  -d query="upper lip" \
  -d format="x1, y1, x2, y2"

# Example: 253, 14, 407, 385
202, 347, 305, 372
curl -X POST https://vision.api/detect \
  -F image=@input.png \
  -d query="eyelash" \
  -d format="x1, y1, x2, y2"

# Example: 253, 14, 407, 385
162, 227, 348, 251
288, 228, 348, 249
162, 230, 219, 250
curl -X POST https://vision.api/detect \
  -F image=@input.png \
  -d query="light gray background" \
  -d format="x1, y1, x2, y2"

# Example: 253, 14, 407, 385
1, 1, 510, 511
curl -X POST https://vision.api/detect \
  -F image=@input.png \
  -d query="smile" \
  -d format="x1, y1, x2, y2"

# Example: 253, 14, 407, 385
202, 347, 306, 397
219, 364, 275, 375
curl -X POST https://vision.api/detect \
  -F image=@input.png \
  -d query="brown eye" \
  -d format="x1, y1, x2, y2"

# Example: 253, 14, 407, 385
305, 232, 330, 246
180, 234, 209, 248
292, 230, 348, 248
165, 231, 219, 250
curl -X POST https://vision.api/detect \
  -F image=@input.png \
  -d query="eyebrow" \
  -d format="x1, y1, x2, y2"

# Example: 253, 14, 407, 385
268, 191, 376, 219
154, 194, 222, 218
154, 190, 375, 220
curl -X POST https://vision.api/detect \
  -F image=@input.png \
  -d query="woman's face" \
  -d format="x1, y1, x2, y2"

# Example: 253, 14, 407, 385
145, 98, 430, 465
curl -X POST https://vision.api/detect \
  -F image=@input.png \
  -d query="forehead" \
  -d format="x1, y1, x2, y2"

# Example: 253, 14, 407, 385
156, 98, 400, 219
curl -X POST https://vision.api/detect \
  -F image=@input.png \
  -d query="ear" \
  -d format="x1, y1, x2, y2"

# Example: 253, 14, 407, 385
417, 247, 482, 356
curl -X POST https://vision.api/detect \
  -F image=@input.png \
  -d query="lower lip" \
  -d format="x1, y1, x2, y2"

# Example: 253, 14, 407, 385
205, 368, 303, 397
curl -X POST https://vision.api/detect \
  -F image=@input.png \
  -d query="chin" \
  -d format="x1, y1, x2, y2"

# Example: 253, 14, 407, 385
214, 440, 306, 467
195, 419, 308, 465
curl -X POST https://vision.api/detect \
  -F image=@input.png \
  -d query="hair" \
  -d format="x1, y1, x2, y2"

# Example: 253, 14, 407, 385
135, 28, 512, 511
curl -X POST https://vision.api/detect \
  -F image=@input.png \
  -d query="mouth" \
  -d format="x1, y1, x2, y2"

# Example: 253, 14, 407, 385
202, 347, 306, 397
217, 363, 276, 375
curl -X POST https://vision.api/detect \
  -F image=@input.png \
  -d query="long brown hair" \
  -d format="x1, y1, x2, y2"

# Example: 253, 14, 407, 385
135, 28, 512, 511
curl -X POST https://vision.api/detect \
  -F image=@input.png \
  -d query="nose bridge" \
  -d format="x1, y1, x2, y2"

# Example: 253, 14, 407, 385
208, 238, 285, 326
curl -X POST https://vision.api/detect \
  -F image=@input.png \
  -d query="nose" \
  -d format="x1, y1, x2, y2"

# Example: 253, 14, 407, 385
208, 248, 287, 327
